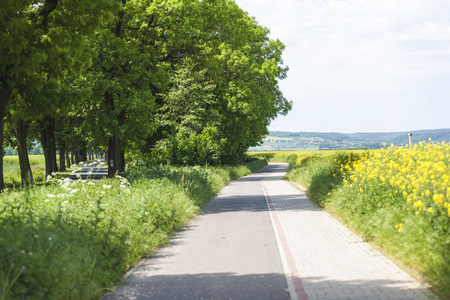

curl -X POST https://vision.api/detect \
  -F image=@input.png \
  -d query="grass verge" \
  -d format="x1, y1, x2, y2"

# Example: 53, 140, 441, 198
0, 157, 267, 300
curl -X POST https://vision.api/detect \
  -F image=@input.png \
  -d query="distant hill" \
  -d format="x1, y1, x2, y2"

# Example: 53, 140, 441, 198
248, 128, 450, 151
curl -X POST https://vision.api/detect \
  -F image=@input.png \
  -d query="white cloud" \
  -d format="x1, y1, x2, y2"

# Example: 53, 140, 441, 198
234, 0, 450, 132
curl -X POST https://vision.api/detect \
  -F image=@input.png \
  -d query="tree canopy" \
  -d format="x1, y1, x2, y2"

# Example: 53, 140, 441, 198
0, 0, 291, 188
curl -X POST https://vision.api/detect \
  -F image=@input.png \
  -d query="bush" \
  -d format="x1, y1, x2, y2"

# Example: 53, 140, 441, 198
151, 126, 226, 166
286, 151, 363, 206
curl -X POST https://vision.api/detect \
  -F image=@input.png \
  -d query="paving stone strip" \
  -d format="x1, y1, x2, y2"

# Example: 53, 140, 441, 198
104, 163, 437, 300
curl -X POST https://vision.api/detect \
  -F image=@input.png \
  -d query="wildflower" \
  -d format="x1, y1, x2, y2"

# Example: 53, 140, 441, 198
433, 194, 444, 206
103, 184, 112, 189
47, 194, 56, 198
395, 223, 403, 233
413, 201, 423, 209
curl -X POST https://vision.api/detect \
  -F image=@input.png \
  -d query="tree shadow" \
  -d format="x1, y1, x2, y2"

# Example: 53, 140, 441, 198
103, 272, 435, 300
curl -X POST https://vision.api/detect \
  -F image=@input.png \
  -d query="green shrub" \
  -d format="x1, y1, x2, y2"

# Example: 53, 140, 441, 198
286, 152, 363, 206
151, 126, 226, 166
4, 170, 22, 189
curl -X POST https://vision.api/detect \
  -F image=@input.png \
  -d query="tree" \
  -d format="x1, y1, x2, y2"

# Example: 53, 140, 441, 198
0, 0, 118, 188
88, 0, 168, 177
7, 89, 36, 186
149, 0, 291, 164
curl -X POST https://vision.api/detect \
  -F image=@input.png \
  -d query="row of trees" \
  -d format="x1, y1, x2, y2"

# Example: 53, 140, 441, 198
1, 0, 291, 190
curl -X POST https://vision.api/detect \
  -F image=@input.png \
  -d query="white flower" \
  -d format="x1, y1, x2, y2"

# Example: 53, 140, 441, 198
48, 237, 52, 241
34, 234, 38, 238
70, 189, 79, 194
87, 182, 95, 185
51, 172, 58, 176
45, 199, 50, 203
47, 194, 56, 198
60, 183, 70, 190
102, 184, 112, 189
46, 175, 53, 181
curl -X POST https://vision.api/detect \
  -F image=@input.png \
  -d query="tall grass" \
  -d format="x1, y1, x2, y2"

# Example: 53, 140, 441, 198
0, 157, 267, 299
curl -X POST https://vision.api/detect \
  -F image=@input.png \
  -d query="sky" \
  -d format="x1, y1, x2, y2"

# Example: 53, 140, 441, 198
234, 0, 450, 133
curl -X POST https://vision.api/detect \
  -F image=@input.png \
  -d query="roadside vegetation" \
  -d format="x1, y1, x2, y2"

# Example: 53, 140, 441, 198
252, 143, 450, 298
0, 157, 267, 300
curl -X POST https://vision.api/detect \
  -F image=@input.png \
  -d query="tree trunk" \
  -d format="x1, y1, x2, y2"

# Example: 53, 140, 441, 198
65, 150, 70, 169
120, 150, 125, 173
59, 143, 66, 172
40, 115, 58, 177
0, 78, 12, 191
15, 119, 34, 187
71, 148, 75, 165
108, 136, 121, 177
80, 148, 87, 162
75, 151, 80, 164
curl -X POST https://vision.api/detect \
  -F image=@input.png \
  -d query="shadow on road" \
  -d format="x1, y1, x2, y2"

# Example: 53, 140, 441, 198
104, 272, 433, 300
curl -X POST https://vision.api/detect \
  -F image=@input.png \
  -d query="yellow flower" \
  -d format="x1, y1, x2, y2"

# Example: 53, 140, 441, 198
413, 201, 423, 209
395, 223, 403, 233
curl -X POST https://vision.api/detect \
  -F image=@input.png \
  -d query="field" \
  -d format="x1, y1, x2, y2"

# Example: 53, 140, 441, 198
3, 156, 47, 189
3, 155, 45, 171
251, 144, 450, 298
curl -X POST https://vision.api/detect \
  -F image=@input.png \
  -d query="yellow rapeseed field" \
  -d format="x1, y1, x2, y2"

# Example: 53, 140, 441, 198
342, 141, 450, 220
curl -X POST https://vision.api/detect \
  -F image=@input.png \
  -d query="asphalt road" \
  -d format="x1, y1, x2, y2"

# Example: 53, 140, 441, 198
104, 164, 291, 300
